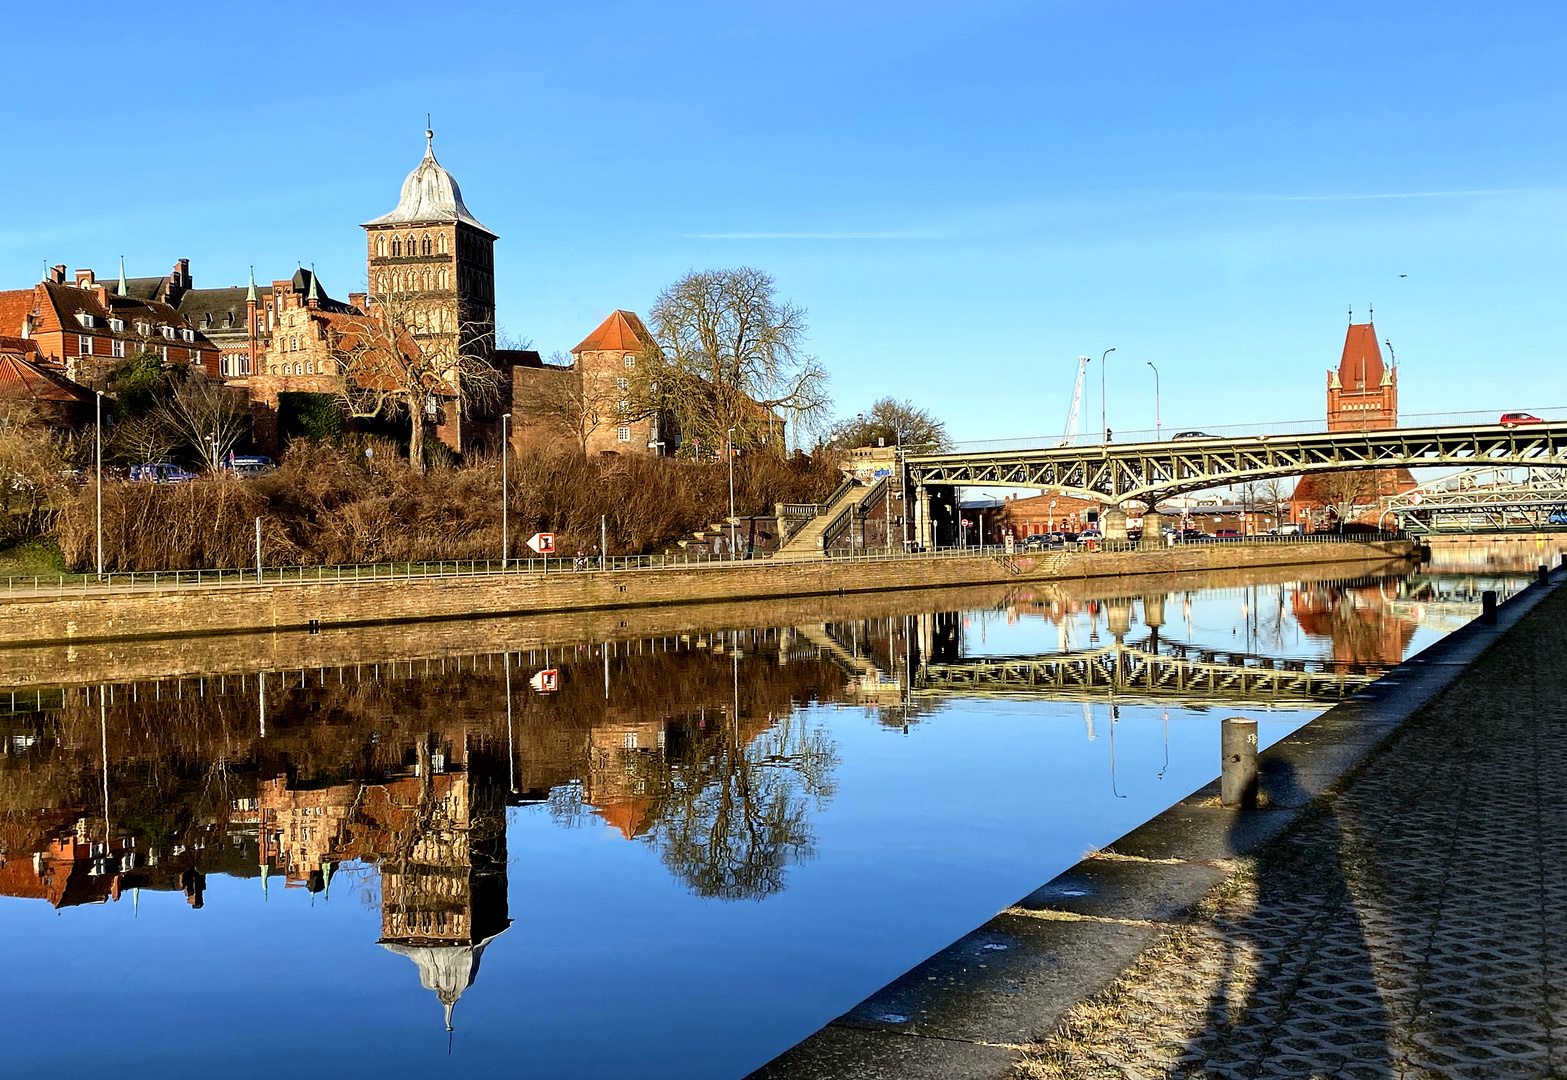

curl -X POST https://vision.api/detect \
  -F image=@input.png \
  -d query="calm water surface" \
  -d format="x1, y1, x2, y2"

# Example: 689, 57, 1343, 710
0, 544, 1554, 1079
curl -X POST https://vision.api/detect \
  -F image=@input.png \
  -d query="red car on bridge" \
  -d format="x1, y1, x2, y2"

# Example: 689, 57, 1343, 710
1500, 412, 1545, 428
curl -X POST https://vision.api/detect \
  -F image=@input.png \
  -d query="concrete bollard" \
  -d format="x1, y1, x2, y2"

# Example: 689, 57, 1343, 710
1541, 564, 1551, 585
1481, 590, 1497, 625
1221, 717, 1259, 809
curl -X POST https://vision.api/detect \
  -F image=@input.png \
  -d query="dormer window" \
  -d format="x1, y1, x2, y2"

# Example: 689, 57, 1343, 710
108, 318, 125, 332
76, 313, 95, 328
135, 321, 150, 336
182, 328, 196, 342
161, 325, 176, 340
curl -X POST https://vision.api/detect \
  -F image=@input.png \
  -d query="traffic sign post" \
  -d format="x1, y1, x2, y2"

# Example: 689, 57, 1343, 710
530, 669, 558, 693
527, 532, 555, 572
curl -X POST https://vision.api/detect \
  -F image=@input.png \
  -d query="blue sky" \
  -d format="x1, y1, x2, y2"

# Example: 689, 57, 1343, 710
6, 1, 1565, 442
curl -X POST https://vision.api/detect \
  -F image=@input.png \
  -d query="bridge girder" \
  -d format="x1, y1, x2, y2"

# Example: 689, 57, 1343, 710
915, 644, 1380, 707
907, 422, 1567, 505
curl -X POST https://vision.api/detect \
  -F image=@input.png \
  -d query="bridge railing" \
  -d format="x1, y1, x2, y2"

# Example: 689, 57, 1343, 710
941, 405, 1567, 455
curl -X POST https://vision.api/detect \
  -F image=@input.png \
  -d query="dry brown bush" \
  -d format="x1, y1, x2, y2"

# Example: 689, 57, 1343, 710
53, 442, 840, 571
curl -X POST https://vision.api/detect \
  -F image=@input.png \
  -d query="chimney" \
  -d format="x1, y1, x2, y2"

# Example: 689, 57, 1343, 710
349, 291, 367, 312
176, 258, 191, 287
74, 269, 96, 287
47, 266, 65, 284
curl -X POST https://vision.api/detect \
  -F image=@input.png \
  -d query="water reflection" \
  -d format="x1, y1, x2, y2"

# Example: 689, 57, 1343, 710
0, 560, 1543, 1074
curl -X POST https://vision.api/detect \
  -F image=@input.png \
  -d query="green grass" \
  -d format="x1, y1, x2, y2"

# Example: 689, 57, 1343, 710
0, 538, 67, 577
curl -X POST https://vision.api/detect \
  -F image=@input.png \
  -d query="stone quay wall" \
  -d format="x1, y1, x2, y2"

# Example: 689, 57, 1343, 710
0, 540, 1415, 648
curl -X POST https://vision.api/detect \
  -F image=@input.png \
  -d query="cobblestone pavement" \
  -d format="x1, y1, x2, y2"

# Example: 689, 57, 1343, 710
1018, 586, 1567, 1080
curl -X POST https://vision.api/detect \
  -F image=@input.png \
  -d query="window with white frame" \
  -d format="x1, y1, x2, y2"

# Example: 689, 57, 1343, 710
616, 377, 628, 390
182, 328, 195, 342
617, 426, 631, 443
76, 313, 94, 328
111, 339, 125, 358
79, 335, 92, 355
624, 354, 635, 369
109, 318, 124, 332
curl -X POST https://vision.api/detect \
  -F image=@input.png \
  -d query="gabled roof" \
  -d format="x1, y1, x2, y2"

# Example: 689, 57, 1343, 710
364, 133, 496, 238
1338, 322, 1385, 389
0, 348, 96, 406
572, 310, 655, 355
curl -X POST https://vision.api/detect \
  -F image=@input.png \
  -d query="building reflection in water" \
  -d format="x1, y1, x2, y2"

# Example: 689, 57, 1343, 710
0, 573, 1522, 1024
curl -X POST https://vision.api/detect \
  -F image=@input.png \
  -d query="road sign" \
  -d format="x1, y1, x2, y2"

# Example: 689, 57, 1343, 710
1409, 491, 1424, 506
529, 669, 558, 693
526, 532, 555, 554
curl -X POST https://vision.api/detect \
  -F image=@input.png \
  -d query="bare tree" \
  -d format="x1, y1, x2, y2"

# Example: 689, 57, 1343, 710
0, 402, 73, 541
109, 413, 181, 466
513, 352, 617, 455
328, 289, 503, 475
820, 397, 950, 452
1310, 470, 1380, 528
632, 268, 829, 456
155, 373, 252, 469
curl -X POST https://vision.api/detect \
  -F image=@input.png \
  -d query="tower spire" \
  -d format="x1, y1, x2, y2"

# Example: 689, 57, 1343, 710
117, 256, 127, 296
246, 266, 257, 302
425, 114, 434, 157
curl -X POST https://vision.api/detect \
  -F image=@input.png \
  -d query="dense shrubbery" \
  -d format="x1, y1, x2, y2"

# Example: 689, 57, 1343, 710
53, 441, 841, 571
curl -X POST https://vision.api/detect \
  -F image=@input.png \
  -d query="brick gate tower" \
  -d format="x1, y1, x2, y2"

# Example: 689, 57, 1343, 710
362, 128, 498, 364
1327, 320, 1397, 431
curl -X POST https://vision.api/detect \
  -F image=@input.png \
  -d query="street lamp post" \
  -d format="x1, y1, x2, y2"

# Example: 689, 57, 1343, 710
94, 391, 103, 578
1147, 361, 1161, 441
727, 426, 737, 560
500, 413, 511, 568
1101, 347, 1116, 444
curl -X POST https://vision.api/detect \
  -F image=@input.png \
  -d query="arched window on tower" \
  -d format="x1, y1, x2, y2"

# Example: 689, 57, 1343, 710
422, 235, 432, 255
437, 234, 448, 255
391, 238, 402, 257
438, 269, 448, 289
421, 269, 430, 291
407, 234, 417, 255
376, 236, 386, 257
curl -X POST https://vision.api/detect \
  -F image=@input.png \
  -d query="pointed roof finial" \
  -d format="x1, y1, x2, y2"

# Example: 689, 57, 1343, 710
426, 114, 434, 157
1348, 304, 1353, 324
1368, 301, 1373, 323
117, 256, 127, 296
308, 264, 319, 301
246, 266, 257, 303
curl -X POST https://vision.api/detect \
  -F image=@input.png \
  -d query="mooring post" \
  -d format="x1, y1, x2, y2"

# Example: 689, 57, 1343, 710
1482, 590, 1498, 624
1540, 564, 1550, 585
1221, 716, 1259, 809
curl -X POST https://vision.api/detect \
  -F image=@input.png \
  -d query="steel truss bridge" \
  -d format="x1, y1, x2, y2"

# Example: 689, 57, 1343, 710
907, 421, 1567, 507
1381, 466, 1567, 534
913, 639, 1382, 707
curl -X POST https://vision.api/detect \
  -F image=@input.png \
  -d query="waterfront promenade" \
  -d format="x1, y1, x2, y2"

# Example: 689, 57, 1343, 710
753, 561, 1567, 1079
1017, 571, 1567, 1079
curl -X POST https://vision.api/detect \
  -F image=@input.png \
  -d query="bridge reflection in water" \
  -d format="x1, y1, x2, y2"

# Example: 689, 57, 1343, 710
0, 566, 1522, 1048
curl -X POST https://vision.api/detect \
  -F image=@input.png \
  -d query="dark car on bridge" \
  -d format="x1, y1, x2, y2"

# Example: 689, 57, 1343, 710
1499, 412, 1545, 428
1171, 430, 1217, 441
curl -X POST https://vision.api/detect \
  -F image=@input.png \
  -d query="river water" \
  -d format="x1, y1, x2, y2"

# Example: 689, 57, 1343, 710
0, 541, 1558, 1079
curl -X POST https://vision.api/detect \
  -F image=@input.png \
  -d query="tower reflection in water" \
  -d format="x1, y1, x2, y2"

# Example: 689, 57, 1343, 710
0, 573, 1502, 1027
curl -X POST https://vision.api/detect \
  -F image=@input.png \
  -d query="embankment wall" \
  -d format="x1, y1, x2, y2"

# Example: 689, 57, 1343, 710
0, 540, 1414, 649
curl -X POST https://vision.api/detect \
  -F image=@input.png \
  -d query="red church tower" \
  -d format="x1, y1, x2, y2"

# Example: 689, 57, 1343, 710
1326, 321, 1397, 431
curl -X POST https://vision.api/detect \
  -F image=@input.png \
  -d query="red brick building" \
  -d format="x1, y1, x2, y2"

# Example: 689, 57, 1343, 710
0, 336, 97, 429
1292, 320, 1415, 528
0, 266, 218, 387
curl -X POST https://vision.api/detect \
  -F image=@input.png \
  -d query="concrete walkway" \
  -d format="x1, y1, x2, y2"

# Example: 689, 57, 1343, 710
1019, 580, 1567, 1079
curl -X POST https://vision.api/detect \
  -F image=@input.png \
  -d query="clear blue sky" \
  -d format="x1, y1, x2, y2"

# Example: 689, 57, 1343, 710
6, 1, 1564, 442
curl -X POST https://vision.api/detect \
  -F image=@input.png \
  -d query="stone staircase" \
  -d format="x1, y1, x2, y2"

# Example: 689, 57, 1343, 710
772, 480, 874, 561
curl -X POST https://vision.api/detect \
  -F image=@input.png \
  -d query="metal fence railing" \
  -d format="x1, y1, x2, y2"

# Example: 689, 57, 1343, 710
0, 530, 1409, 600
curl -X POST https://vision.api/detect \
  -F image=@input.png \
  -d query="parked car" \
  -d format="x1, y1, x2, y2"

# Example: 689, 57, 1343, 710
1275, 522, 1302, 536
129, 462, 196, 484
1179, 528, 1209, 541
1500, 412, 1545, 428
1077, 529, 1103, 542
1213, 528, 1242, 541
223, 454, 276, 477
1021, 535, 1049, 552
1548, 511, 1567, 526
1171, 431, 1216, 441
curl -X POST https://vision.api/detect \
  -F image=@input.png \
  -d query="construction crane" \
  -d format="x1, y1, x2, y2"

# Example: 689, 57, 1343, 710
1059, 355, 1090, 447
